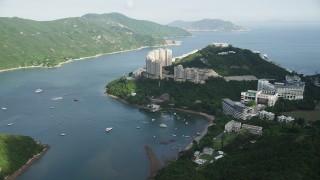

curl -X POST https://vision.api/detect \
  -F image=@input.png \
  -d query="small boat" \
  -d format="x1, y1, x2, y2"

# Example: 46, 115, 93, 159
159, 123, 167, 128
73, 98, 79, 101
185, 135, 190, 138
50, 106, 55, 109
136, 126, 141, 129
51, 97, 62, 101
196, 132, 201, 136
151, 118, 155, 121
186, 122, 188, 125
172, 134, 177, 137
50, 116, 54, 118
35, 89, 43, 93
106, 127, 113, 132
2, 107, 7, 110
6, 123, 13, 126
60, 133, 66, 136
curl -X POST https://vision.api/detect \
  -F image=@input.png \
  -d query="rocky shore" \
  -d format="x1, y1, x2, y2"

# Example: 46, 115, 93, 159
5, 144, 49, 180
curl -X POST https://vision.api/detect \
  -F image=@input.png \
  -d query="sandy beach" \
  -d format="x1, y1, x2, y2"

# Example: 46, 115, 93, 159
0, 40, 181, 73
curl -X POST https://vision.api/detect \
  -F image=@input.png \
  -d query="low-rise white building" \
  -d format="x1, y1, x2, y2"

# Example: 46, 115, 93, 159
259, 110, 275, 120
225, 120, 242, 133
277, 115, 295, 123
257, 75, 305, 100
203, 147, 214, 155
241, 90, 278, 106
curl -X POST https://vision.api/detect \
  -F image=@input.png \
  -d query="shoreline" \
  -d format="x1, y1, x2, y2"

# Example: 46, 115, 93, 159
104, 93, 215, 176
105, 94, 214, 149
0, 41, 181, 73
5, 144, 49, 180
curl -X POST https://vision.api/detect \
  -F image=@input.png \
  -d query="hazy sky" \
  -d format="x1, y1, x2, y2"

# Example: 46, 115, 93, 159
0, 0, 319, 24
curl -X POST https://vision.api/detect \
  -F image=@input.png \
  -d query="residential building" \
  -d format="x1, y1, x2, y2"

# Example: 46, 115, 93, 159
277, 115, 295, 123
173, 65, 219, 84
145, 48, 172, 79
259, 110, 275, 120
224, 120, 242, 132
222, 99, 248, 120
242, 124, 263, 135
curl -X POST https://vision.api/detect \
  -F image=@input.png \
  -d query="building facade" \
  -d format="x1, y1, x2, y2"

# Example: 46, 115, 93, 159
222, 99, 248, 120
145, 48, 172, 79
257, 75, 305, 100
242, 124, 263, 135
224, 120, 242, 132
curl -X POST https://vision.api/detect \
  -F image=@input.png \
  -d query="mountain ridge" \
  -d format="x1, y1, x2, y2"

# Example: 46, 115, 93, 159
0, 13, 190, 70
168, 19, 248, 31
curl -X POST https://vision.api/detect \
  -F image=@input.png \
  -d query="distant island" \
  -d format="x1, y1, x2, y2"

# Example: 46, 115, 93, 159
106, 44, 320, 179
0, 12, 190, 71
168, 19, 249, 32
0, 134, 48, 179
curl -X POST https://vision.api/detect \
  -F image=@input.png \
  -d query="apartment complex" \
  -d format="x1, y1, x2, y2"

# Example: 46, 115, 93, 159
241, 90, 278, 106
257, 75, 305, 100
145, 48, 172, 79
174, 64, 219, 84
222, 99, 248, 120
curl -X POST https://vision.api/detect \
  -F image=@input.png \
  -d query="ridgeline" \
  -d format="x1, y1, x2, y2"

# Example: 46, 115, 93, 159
106, 44, 320, 179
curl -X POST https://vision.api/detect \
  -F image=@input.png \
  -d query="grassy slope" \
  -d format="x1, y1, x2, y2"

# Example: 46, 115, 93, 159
0, 134, 45, 179
172, 45, 290, 80
0, 13, 190, 70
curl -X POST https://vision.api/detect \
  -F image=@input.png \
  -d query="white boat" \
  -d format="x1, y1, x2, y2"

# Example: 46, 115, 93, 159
106, 127, 113, 132
136, 126, 141, 129
6, 123, 13, 126
35, 89, 43, 93
51, 97, 62, 101
2, 107, 7, 110
172, 134, 177, 137
159, 123, 167, 128
186, 122, 188, 125
151, 118, 155, 121
60, 133, 66, 136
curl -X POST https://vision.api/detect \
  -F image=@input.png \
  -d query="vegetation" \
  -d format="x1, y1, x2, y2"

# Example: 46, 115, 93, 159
155, 116, 320, 180
106, 77, 257, 114
168, 19, 247, 31
0, 134, 45, 179
0, 13, 190, 70
170, 45, 291, 80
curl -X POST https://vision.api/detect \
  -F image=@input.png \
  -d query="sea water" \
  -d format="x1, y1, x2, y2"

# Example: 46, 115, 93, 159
0, 25, 319, 180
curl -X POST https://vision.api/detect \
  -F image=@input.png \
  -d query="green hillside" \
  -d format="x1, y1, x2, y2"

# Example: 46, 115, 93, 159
171, 44, 290, 80
0, 12, 190, 70
0, 134, 46, 179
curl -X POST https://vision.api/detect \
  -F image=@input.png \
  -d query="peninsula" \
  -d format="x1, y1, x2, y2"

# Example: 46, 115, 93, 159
0, 134, 48, 179
106, 43, 320, 179
0, 13, 190, 71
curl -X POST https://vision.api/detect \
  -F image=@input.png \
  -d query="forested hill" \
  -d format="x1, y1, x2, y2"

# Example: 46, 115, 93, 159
0, 13, 190, 70
171, 44, 290, 80
168, 19, 248, 31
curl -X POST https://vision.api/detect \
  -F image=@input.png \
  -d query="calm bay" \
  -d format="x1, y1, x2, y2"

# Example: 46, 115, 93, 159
0, 25, 319, 179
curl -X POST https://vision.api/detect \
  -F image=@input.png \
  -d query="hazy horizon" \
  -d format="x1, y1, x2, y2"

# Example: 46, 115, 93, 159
0, 0, 319, 25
